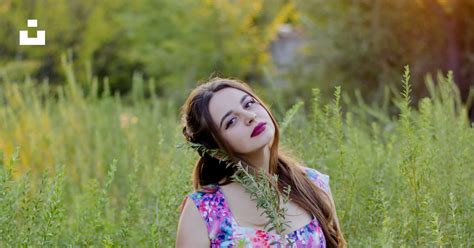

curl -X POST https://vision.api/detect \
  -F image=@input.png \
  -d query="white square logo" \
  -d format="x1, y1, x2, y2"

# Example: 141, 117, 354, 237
19, 19, 46, 46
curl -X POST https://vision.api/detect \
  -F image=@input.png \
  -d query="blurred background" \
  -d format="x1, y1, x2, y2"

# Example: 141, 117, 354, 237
1, 1, 473, 246
1, 0, 473, 119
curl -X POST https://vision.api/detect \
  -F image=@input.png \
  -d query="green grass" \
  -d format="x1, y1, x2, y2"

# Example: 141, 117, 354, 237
0, 65, 472, 247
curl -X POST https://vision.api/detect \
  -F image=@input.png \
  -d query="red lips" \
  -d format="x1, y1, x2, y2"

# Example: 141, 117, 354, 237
251, 122, 266, 138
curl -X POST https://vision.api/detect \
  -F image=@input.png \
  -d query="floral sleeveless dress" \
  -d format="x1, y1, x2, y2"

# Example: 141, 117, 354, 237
185, 167, 331, 248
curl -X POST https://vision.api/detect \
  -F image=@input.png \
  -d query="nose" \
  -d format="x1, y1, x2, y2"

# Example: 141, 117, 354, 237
243, 111, 257, 125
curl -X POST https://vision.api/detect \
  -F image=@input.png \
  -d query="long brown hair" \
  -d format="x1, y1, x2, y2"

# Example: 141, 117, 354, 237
180, 77, 346, 247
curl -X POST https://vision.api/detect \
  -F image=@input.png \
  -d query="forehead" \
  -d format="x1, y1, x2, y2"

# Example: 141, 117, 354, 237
208, 87, 248, 123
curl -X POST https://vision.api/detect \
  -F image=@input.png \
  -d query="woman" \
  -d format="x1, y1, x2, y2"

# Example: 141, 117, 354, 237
176, 77, 346, 247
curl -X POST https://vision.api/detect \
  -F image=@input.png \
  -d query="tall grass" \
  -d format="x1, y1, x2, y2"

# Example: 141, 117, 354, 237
0, 63, 472, 246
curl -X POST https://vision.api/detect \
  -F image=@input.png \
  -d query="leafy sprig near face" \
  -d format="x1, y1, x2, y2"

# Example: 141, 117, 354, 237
176, 141, 235, 166
230, 164, 292, 237
177, 141, 293, 241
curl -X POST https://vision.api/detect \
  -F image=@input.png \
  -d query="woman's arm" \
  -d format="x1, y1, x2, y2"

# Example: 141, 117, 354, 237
176, 196, 210, 248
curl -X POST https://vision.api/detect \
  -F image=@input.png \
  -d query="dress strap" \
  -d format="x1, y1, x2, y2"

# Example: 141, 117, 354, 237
304, 167, 331, 194
187, 184, 234, 241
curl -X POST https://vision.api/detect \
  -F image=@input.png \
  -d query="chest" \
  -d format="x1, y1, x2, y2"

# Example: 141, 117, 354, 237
219, 183, 313, 236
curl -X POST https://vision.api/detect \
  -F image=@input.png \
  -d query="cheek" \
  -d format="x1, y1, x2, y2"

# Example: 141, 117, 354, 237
258, 108, 272, 120
223, 130, 249, 153
269, 121, 276, 133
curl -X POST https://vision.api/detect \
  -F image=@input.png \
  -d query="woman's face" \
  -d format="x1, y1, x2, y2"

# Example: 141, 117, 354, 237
208, 87, 275, 155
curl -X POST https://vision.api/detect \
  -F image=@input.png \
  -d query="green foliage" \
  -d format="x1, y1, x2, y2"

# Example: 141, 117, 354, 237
280, 100, 304, 135
2, 0, 473, 116
231, 164, 292, 246
290, 0, 474, 107
0, 0, 131, 84
1, 0, 295, 100
0, 67, 472, 247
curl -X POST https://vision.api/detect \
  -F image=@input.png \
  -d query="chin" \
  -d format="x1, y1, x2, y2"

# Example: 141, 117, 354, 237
241, 137, 272, 154
264, 127, 275, 145
258, 133, 274, 148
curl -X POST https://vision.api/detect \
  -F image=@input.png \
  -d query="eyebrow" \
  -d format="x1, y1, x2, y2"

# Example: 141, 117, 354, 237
219, 94, 250, 129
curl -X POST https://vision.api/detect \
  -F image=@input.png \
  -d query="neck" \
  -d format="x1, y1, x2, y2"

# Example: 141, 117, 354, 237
240, 145, 271, 173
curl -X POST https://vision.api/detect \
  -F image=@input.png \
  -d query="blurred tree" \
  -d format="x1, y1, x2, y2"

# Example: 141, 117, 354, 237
290, 0, 473, 118
2, 0, 471, 121
0, 0, 297, 102
124, 0, 296, 101
0, 0, 132, 89
424, 0, 471, 101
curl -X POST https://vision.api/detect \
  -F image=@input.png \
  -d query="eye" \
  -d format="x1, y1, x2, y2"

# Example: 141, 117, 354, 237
226, 117, 236, 129
245, 99, 256, 109
225, 99, 257, 129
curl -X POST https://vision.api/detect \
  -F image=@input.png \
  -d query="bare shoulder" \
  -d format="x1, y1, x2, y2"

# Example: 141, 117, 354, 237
219, 181, 243, 191
175, 196, 210, 248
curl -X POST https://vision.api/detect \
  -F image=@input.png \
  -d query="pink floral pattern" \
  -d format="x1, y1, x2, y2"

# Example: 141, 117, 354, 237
187, 167, 331, 247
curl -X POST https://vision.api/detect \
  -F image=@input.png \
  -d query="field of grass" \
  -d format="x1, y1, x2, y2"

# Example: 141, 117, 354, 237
0, 66, 472, 247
